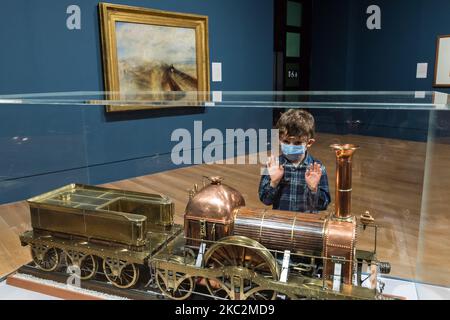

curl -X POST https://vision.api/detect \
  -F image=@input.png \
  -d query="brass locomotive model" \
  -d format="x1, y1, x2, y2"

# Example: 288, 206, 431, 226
19, 144, 391, 299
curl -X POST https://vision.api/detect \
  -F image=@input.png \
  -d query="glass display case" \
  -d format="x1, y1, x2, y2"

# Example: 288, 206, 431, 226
0, 91, 449, 300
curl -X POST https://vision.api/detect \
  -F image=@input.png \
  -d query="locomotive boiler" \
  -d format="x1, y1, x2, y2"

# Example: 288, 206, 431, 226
19, 144, 391, 300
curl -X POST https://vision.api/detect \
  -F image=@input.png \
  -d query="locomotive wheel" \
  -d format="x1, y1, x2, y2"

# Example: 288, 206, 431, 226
65, 251, 98, 280
203, 236, 279, 300
103, 258, 139, 289
155, 253, 196, 300
156, 268, 195, 300
31, 244, 61, 272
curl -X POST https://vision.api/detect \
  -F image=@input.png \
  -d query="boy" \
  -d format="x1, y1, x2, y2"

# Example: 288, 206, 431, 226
259, 109, 330, 213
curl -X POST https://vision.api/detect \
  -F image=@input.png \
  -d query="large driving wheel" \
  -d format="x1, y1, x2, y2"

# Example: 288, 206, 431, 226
203, 236, 279, 300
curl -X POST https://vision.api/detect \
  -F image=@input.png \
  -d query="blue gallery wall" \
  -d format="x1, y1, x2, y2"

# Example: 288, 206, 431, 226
0, 0, 274, 204
310, 0, 450, 141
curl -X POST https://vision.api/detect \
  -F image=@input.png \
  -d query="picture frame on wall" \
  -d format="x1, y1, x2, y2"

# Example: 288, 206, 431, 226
433, 35, 450, 88
99, 2, 210, 112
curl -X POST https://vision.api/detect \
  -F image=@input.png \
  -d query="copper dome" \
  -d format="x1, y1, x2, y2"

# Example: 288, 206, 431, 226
184, 177, 245, 223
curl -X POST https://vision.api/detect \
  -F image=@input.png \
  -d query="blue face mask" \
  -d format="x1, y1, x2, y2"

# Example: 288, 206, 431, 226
281, 143, 306, 161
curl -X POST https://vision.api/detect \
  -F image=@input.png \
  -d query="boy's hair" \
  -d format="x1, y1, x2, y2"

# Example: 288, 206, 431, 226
276, 109, 315, 141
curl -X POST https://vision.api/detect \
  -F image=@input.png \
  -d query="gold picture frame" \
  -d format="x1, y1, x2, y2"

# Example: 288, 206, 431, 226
433, 35, 450, 88
99, 2, 210, 112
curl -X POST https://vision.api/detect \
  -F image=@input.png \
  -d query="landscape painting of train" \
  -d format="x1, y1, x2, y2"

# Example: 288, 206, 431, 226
99, 2, 210, 112
116, 22, 198, 95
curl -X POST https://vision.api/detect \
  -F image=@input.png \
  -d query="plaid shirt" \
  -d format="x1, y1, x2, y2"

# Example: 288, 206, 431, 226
258, 152, 331, 213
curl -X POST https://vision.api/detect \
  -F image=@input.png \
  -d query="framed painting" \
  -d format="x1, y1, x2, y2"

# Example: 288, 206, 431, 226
433, 35, 450, 88
99, 2, 210, 112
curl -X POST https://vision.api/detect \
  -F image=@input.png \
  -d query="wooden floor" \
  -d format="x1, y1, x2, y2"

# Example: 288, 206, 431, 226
1, 133, 449, 287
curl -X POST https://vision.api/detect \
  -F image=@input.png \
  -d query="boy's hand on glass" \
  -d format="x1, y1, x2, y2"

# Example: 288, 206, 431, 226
267, 156, 284, 187
305, 162, 322, 192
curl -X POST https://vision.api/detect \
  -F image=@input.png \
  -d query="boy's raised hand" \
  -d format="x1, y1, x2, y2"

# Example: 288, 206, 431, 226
305, 162, 322, 192
267, 156, 284, 187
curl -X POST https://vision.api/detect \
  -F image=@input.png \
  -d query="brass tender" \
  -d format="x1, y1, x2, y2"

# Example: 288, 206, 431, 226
20, 184, 181, 288
26, 184, 176, 246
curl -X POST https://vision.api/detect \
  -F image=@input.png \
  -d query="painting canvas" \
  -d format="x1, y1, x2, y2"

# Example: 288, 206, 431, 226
99, 3, 210, 112
116, 22, 198, 96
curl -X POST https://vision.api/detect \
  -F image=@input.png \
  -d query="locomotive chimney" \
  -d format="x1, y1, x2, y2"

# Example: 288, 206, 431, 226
330, 144, 359, 220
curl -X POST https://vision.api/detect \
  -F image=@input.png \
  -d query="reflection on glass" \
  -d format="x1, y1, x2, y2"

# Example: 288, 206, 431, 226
0, 91, 448, 110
